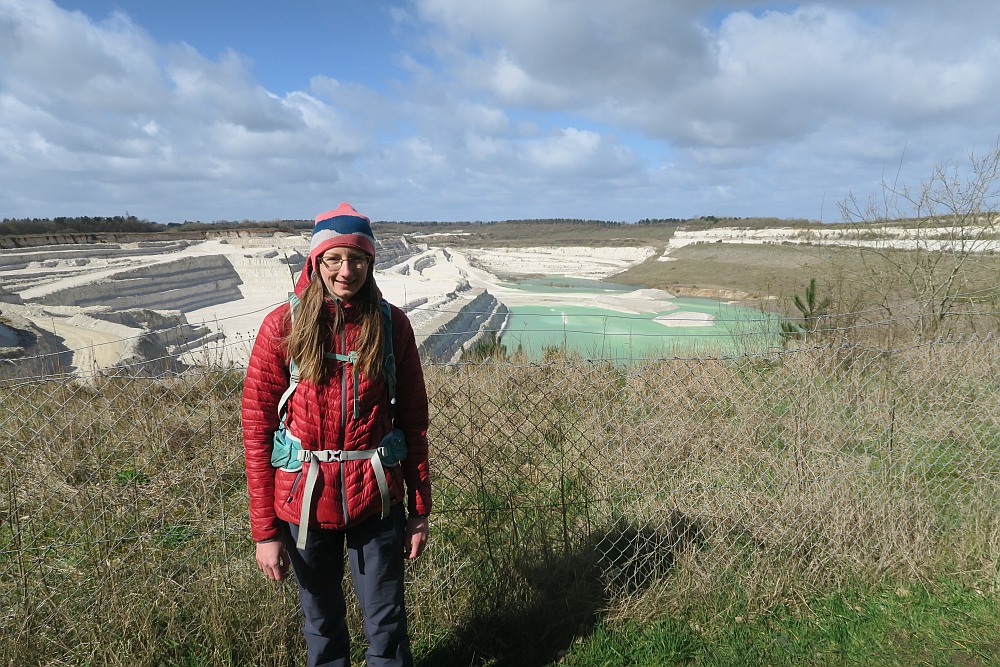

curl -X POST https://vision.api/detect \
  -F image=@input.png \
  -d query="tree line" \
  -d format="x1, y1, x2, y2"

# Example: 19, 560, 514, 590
0, 216, 315, 236
0, 215, 163, 236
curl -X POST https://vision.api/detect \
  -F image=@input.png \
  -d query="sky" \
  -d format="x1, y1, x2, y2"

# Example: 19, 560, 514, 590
1, 0, 998, 224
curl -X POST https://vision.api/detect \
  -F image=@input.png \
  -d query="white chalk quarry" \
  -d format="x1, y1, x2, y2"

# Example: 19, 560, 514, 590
0, 230, 703, 373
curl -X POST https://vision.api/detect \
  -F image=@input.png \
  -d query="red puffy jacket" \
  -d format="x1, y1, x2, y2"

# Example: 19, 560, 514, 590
242, 297, 431, 542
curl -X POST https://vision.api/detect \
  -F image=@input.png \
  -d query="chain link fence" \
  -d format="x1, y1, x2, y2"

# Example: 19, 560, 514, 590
2, 333, 999, 665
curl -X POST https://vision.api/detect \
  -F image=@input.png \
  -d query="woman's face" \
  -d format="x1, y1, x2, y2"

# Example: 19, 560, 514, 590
316, 246, 371, 300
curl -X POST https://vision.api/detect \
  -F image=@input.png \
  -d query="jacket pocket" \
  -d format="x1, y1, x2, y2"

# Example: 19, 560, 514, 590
275, 468, 303, 504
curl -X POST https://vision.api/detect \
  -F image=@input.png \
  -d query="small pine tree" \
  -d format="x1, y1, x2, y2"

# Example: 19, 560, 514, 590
781, 278, 832, 340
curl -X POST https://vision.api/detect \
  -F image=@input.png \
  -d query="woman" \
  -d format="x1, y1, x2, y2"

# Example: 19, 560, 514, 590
242, 203, 431, 667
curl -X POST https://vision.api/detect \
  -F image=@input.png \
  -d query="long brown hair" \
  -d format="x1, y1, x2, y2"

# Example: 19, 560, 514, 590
284, 265, 385, 384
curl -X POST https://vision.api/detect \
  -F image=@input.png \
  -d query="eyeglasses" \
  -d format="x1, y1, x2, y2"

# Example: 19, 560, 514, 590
318, 255, 371, 271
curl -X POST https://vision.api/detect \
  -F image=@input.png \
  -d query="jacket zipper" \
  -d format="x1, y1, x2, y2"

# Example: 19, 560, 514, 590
339, 327, 350, 523
286, 470, 303, 503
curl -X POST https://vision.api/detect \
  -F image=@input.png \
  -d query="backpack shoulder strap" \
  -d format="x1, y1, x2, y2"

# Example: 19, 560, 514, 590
276, 295, 300, 420
277, 296, 396, 420
380, 298, 397, 410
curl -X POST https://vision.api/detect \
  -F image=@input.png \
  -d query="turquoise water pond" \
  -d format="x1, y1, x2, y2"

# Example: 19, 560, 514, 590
499, 278, 780, 359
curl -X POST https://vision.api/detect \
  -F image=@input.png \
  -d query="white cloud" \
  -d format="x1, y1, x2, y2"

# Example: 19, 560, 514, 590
1, 0, 998, 222
0, 2, 164, 111
0, 0, 386, 220
521, 128, 629, 174
412, 1, 1000, 151
414, 0, 711, 108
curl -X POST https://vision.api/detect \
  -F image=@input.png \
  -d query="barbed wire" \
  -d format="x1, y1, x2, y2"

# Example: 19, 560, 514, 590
4, 273, 999, 372
5, 303, 998, 374
5, 331, 996, 384
402, 282, 1000, 323
9, 271, 1000, 346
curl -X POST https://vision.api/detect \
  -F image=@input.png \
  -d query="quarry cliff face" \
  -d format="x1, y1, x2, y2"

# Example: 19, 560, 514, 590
0, 232, 529, 373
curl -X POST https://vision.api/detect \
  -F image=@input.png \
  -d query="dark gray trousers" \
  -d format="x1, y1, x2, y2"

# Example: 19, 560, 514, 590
286, 505, 412, 667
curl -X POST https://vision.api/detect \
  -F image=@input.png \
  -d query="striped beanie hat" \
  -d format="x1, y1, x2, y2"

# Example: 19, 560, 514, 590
295, 203, 376, 293
309, 202, 376, 264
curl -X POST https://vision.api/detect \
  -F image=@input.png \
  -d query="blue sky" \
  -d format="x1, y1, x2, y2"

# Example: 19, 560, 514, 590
1, 0, 998, 223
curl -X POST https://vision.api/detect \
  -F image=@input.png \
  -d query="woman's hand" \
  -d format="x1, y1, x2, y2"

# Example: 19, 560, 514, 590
255, 539, 289, 581
404, 515, 429, 560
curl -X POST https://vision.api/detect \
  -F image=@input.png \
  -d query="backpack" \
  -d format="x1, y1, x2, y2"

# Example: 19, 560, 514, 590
270, 295, 403, 471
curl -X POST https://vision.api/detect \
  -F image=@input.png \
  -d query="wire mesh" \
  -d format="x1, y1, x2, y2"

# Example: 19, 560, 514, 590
1, 335, 999, 664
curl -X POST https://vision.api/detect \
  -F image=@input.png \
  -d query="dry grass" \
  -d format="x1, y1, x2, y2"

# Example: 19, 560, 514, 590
615, 242, 841, 303
2, 335, 999, 665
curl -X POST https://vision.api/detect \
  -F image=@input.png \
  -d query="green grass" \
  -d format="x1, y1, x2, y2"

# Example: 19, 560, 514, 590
616, 242, 841, 303
553, 579, 1000, 667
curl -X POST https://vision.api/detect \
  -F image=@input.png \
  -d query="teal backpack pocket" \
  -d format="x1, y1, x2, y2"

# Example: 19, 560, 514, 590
271, 423, 303, 471
376, 428, 408, 466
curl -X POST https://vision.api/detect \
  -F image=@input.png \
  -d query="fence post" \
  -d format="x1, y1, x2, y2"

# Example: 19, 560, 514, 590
9, 469, 28, 610
884, 348, 897, 492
